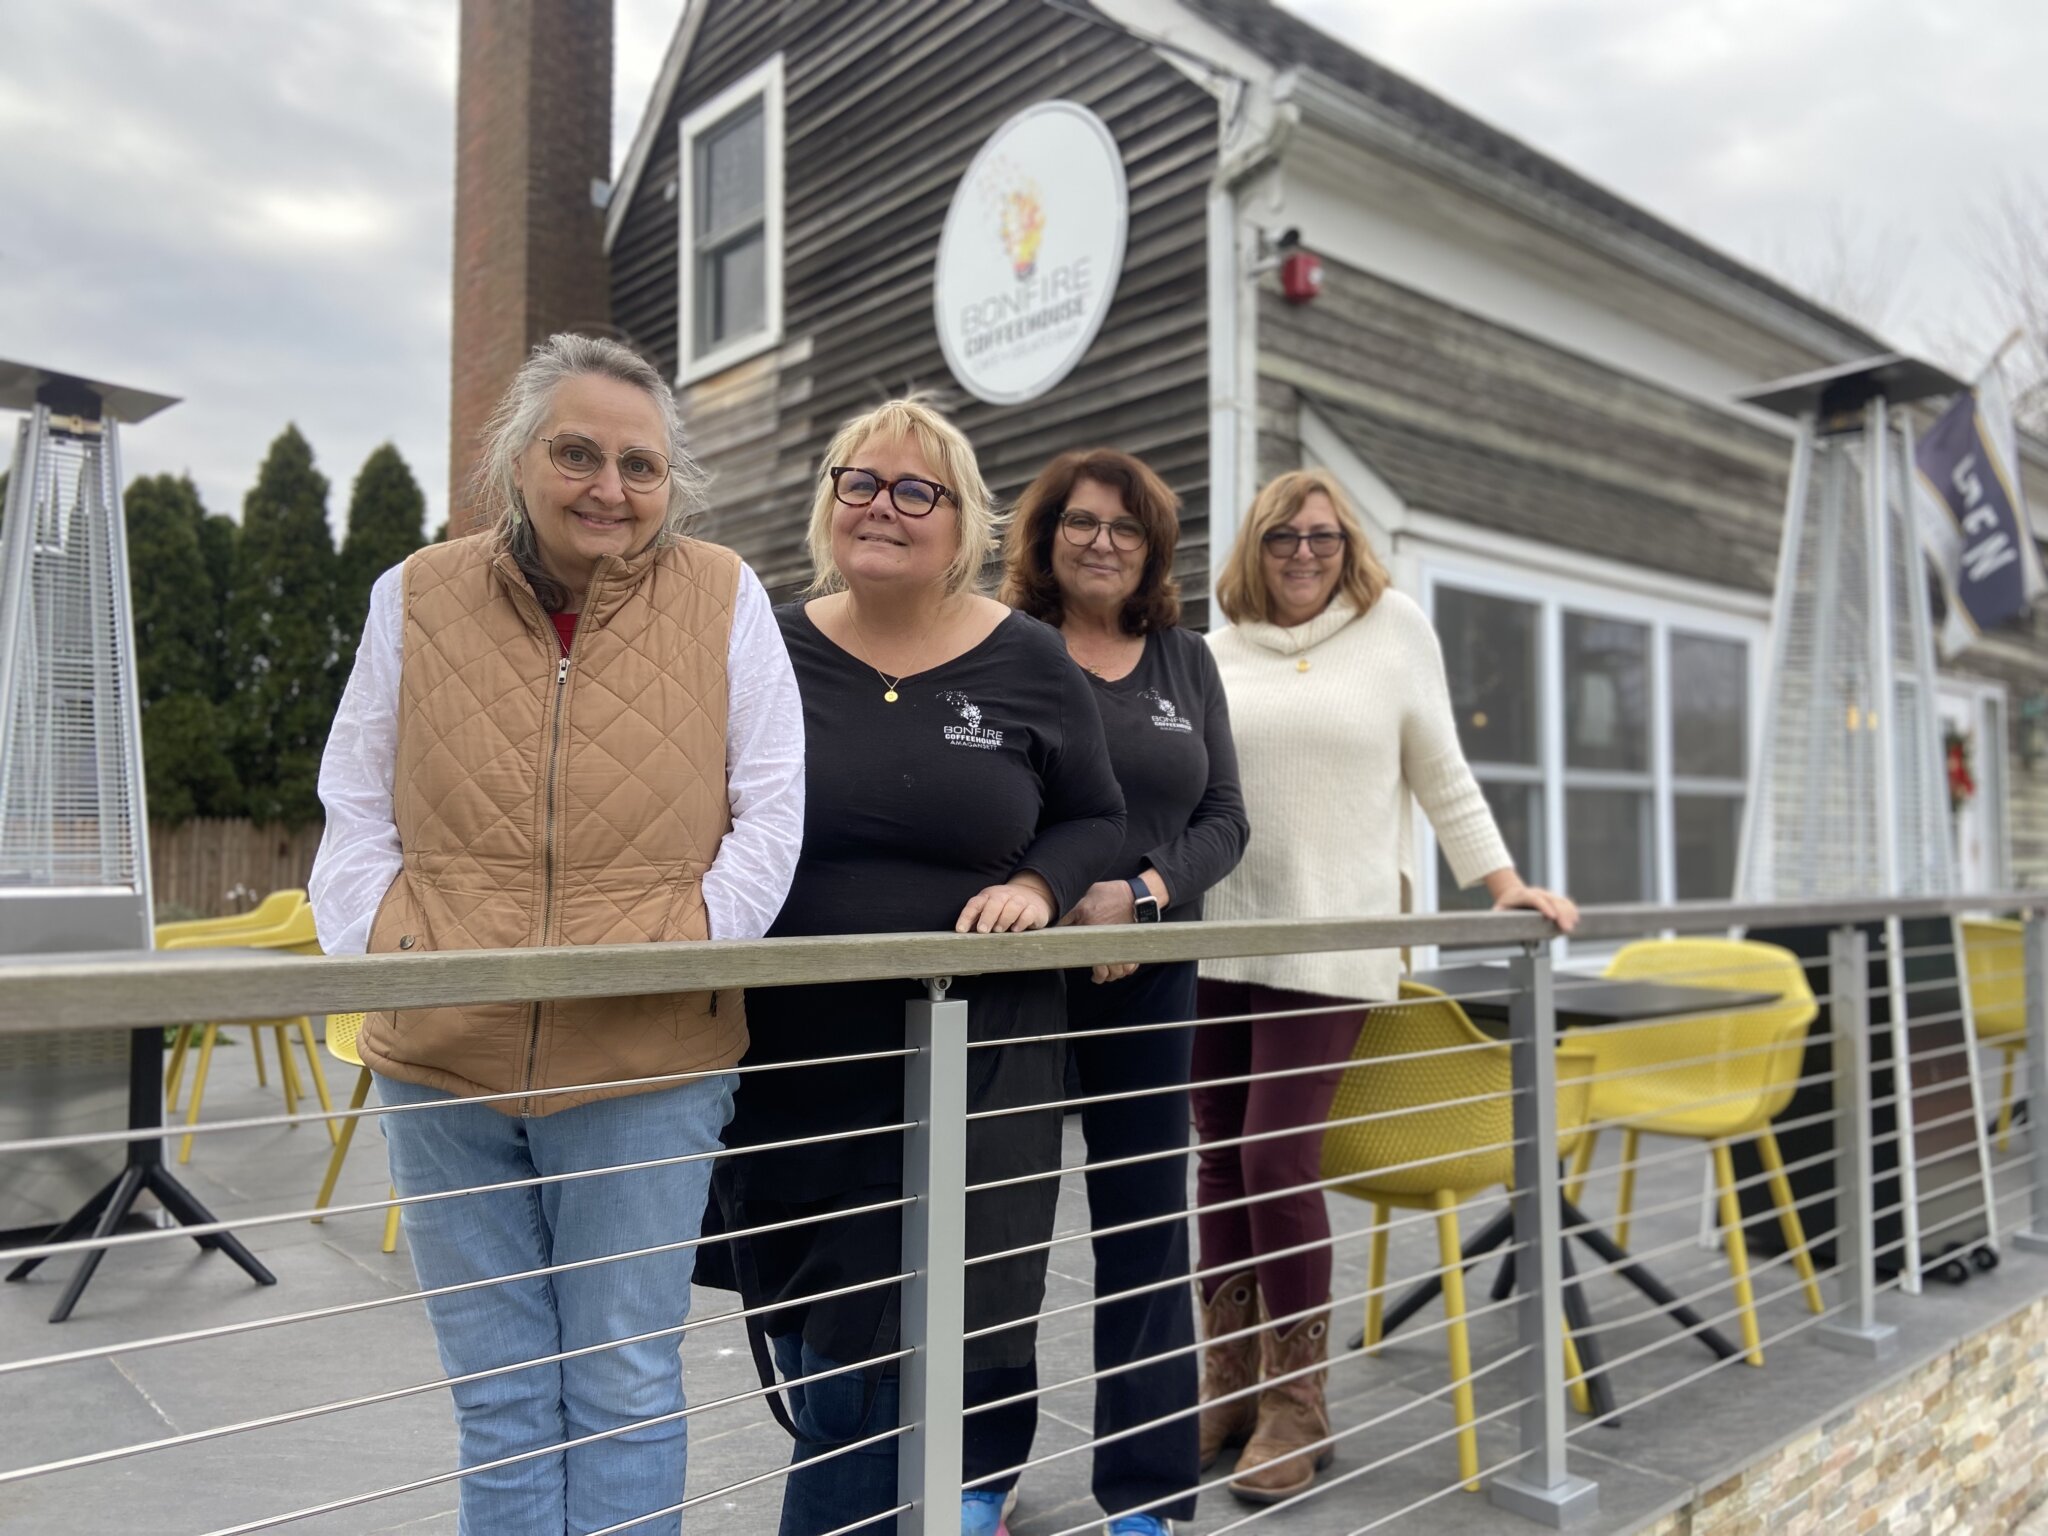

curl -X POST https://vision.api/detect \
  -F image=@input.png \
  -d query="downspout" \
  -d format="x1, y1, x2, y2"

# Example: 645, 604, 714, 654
1206, 83, 1297, 623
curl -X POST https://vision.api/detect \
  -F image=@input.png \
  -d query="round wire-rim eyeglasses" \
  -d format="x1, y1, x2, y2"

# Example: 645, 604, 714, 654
541, 434, 673, 492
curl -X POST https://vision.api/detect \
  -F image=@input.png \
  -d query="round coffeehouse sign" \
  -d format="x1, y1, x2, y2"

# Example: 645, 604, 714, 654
934, 102, 1129, 406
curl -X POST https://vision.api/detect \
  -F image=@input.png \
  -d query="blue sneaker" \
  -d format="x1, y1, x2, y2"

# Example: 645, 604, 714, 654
962, 1489, 1012, 1536
1105, 1518, 1173, 1536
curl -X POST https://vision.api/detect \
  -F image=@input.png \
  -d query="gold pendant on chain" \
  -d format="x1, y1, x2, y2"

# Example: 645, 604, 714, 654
883, 688, 899, 703
1297, 656, 1311, 673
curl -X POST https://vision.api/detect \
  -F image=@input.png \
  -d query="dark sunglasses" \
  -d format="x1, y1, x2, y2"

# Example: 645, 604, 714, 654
1262, 528, 1347, 558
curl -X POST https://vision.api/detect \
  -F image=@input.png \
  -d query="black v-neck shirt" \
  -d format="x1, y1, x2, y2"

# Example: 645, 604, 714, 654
1078, 625, 1248, 919
725, 604, 1126, 1191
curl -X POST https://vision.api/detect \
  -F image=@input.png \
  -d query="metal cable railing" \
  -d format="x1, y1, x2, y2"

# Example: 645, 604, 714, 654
2, 894, 2045, 1536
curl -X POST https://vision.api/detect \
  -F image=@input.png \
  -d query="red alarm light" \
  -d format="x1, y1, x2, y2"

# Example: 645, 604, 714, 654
1279, 250, 1323, 304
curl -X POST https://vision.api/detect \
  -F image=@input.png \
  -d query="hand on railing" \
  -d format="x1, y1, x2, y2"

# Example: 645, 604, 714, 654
1486, 870, 1580, 933
954, 871, 1056, 934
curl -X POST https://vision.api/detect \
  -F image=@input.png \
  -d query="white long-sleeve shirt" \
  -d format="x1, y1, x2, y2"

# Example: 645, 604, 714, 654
310, 557, 805, 955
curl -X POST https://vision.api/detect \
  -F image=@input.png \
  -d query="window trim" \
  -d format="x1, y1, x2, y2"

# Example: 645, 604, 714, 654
1416, 554, 1768, 962
677, 54, 785, 385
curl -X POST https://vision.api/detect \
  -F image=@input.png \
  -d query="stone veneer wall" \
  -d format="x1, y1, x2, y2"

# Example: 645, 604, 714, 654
1639, 1297, 2048, 1536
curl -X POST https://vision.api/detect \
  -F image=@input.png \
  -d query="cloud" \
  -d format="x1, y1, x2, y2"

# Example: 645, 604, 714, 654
1293, 0, 2048, 363
0, 0, 455, 534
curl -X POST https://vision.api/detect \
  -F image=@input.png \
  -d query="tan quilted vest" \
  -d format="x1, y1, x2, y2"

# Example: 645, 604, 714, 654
357, 533, 746, 1115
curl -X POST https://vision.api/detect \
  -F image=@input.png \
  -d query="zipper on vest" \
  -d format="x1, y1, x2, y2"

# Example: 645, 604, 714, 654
528, 648, 573, 1101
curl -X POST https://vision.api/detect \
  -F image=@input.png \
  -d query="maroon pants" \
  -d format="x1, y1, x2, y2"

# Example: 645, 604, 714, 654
1190, 980, 1367, 1321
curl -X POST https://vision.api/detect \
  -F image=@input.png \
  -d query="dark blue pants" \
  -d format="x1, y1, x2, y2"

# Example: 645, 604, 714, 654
769, 1330, 901, 1536
963, 960, 1200, 1523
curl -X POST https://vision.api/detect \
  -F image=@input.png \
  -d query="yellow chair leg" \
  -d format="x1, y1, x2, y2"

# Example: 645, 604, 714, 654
312, 1069, 371, 1222
295, 1018, 339, 1144
1998, 1052, 2017, 1154
1434, 1191, 1481, 1491
249, 1025, 268, 1089
275, 1024, 302, 1117
382, 1188, 401, 1254
1758, 1131, 1824, 1314
1365, 1202, 1389, 1351
1565, 1129, 1597, 1208
178, 1023, 220, 1164
1615, 1128, 1641, 1249
1712, 1143, 1763, 1365
164, 1024, 193, 1109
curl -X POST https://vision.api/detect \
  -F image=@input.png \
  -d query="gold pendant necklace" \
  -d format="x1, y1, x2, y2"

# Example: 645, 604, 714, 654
1297, 655, 1311, 673
848, 599, 938, 704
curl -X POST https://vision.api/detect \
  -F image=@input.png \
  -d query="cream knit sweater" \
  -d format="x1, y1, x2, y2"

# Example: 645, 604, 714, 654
1201, 591, 1513, 1003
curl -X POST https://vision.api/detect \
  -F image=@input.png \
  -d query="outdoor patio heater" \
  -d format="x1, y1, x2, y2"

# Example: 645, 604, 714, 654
0, 362, 273, 1320
1734, 353, 1998, 1292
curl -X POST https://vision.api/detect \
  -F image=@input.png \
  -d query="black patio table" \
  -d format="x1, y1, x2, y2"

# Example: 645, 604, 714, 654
5, 947, 299, 1321
1353, 963, 1781, 1418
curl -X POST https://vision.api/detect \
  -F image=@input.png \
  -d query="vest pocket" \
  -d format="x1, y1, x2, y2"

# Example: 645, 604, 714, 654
367, 871, 428, 956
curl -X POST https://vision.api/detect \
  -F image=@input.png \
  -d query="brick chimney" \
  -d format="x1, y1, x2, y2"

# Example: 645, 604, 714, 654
448, 0, 613, 532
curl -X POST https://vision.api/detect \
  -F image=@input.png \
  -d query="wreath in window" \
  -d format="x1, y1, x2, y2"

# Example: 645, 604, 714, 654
1944, 723, 1976, 816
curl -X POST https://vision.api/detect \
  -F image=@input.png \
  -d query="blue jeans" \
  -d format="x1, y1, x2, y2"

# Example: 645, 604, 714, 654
768, 1331, 902, 1536
377, 1072, 736, 1536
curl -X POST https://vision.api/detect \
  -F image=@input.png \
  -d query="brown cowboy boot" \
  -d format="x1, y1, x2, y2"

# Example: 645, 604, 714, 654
1228, 1309, 1333, 1503
1197, 1271, 1262, 1470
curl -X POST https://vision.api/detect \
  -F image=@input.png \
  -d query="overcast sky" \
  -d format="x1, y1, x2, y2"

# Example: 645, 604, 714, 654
3, 0, 2042, 538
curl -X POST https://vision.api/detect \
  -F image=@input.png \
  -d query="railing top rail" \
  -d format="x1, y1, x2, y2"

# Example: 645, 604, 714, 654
0, 892, 2034, 1035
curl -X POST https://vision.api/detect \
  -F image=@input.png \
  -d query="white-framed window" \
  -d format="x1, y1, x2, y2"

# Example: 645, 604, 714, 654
1418, 558, 1766, 943
677, 55, 784, 383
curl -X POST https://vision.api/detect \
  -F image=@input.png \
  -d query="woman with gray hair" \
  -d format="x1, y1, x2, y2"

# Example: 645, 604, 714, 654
708, 397, 1124, 1536
310, 331, 805, 1535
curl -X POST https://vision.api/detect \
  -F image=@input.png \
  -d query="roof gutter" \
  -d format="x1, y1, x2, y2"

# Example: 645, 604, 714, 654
1271, 67, 1876, 372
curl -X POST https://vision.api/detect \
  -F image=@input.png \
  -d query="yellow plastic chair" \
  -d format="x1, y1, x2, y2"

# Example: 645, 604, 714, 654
160, 890, 312, 1103
311, 1012, 400, 1254
161, 898, 337, 1162
1323, 981, 1596, 1490
1563, 938, 1823, 1367
1961, 919, 2030, 1151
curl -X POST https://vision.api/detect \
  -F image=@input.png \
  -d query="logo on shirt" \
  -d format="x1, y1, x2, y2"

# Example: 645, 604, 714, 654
940, 690, 1005, 751
1142, 688, 1193, 734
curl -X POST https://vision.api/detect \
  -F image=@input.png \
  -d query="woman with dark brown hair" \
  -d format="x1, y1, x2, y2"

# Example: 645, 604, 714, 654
976, 449, 1249, 1536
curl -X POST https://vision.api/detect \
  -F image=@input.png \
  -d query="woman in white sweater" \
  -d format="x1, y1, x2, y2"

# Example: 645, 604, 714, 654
1192, 469, 1576, 1505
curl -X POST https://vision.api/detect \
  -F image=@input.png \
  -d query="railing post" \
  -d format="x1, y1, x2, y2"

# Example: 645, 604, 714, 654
1818, 927, 1898, 1354
898, 980, 969, 1533
1491, 943, 1598, 1527
2014, 917, 2048, 1255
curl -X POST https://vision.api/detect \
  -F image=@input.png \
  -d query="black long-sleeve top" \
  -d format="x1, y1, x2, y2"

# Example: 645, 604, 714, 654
1081, 624, 1248, 918
723, 605, 1127, 1193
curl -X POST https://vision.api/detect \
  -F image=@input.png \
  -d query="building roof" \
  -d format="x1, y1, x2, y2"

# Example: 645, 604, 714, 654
1182, 0, 1888, 353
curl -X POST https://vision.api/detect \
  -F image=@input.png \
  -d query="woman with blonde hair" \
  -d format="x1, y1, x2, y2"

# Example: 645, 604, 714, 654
710, 398, 1125, 1536
1191, 469, 1576, 1504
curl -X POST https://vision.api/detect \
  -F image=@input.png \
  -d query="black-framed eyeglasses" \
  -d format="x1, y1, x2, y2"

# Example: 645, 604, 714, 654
829, 466, 954, 517
541, 434, 673, 492
1262, 528, 1347, 558
1058, 510, 1148, 553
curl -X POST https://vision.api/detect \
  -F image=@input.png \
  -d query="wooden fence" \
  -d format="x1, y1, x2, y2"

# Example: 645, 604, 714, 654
148, 819, 323, 918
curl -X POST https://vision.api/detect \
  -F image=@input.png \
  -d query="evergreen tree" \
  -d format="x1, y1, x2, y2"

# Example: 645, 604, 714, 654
227, 425, 338, 825
194, 509, 238, 701
125, 475, 240, 821
336, 442, 425, 676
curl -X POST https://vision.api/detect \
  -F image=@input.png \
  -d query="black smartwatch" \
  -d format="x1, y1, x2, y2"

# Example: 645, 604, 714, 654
1127, 876, 1162, 924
